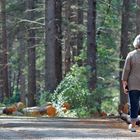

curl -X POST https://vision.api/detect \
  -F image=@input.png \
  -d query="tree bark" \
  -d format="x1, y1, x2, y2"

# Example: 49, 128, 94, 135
26, 0, 36, 106
0, 0, 4, 101
0, 0, 9, 99
71, 0, 78, 65
45, 0, 57, 92
45, 0, 62, 93
17, 28, 26, 105
136, 0, 140, 34
87, 0, 97, 91
64, 0, 71, 75
55, 0, 62, 84
119, 0, 130, 108
77, 0, 83, 66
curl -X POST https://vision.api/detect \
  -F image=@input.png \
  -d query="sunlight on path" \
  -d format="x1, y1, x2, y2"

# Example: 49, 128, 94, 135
0, 116, 140, 140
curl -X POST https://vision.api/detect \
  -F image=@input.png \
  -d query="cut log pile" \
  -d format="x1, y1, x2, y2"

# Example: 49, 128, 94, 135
0, 102, 71, 117
119, 103, 140, 125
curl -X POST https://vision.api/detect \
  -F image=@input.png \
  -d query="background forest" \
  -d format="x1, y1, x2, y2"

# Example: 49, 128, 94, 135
0, 0, 138, 118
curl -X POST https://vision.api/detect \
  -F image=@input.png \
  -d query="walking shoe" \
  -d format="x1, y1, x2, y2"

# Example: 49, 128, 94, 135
128, 124, 136, 132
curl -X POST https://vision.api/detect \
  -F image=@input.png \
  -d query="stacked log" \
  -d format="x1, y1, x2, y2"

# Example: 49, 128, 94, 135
1, 101, 72, 117
1, 102, 58, 117
119, 103, 140, 125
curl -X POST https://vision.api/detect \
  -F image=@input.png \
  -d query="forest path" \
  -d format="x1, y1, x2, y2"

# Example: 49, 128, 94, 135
0, 116, 139, 140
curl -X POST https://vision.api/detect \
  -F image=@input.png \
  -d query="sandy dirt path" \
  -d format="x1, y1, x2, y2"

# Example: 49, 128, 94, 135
0, 116, 140, 140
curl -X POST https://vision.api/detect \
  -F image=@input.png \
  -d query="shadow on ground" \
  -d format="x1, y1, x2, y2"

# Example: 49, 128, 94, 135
0, 116, 139, 139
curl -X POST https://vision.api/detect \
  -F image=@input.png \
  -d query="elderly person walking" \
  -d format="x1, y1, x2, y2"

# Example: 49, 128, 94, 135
122, 34, 140, 132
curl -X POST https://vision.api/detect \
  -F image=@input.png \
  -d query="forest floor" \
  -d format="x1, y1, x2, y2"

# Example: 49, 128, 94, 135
0, 116, 140, 140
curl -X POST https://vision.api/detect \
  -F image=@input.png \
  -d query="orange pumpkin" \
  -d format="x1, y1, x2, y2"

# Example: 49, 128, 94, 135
46, 106, 57, 117
62, 102, 70, 110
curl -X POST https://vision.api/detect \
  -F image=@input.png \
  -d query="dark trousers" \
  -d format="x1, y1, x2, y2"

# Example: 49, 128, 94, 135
129, 90, 140, 121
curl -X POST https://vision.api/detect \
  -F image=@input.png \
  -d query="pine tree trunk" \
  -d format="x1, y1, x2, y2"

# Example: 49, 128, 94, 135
55, 0, 62, 84
17, 28, 26, 105
87, 0, 97, 91
45, 0, 57, 92
136, 0, 140, 34
64, 0, 71, 75
119, 0, 130, 108
26, 0, 36, 106
71, 0, 78, 65
7, 29, 17, 98
77, 0, 83, 66
0, 0, 9, 99
45, 0, 62, 92
0, 0, 4, 101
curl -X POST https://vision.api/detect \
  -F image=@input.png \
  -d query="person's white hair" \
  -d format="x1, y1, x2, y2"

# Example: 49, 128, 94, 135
133, 34, 140, 48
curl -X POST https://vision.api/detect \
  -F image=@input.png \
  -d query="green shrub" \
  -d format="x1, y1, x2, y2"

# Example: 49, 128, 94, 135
53, 64, 89, 109
44, 64, 119, 118
3, 92, 20, 105
39, 91, 52, 106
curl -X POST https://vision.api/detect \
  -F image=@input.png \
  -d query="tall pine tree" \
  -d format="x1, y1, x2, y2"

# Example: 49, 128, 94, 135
119, 0, 130, 108
0, 0, 9, 100
26, 0, 36, 106
45, 0, 62, 93
87, 0, 97, 91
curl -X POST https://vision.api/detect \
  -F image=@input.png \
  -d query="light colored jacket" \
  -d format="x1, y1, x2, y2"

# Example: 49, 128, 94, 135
122, 49, 140, 91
